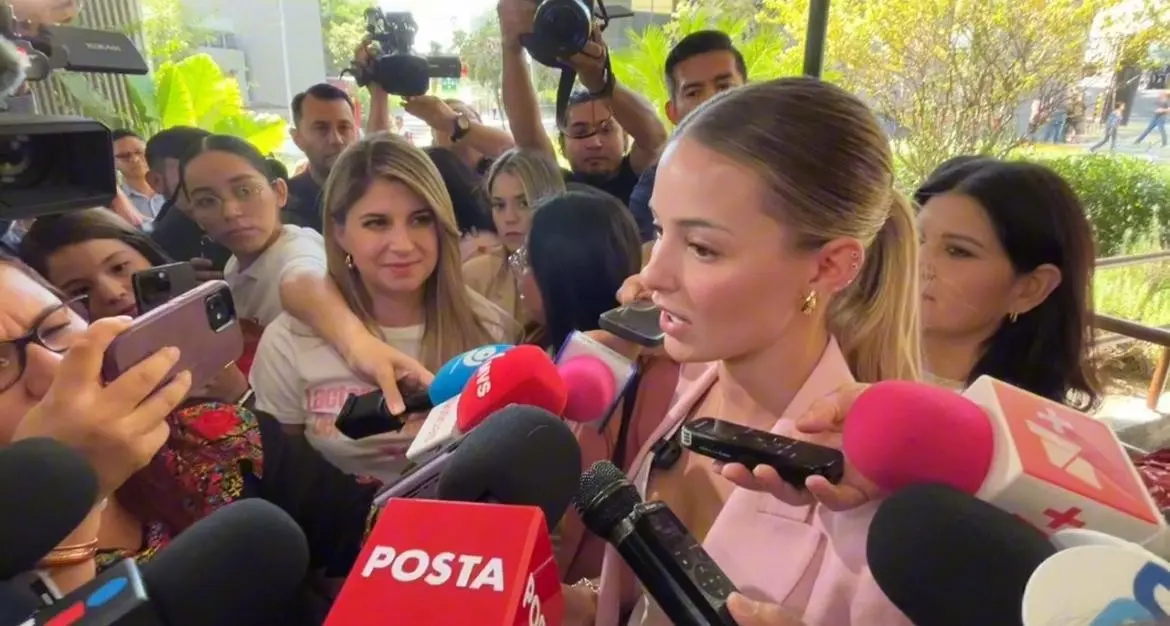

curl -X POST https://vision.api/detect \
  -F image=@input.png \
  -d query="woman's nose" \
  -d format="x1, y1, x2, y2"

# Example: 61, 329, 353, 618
97, 276, 130, 307
640, 239, 674, 294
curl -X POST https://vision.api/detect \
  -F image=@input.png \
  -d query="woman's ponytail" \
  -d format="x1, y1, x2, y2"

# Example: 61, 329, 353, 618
828, 191, 921, 383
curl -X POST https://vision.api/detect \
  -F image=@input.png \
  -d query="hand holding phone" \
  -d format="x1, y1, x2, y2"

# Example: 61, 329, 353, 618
599, 302, 664, 347
101, 281, 243, 393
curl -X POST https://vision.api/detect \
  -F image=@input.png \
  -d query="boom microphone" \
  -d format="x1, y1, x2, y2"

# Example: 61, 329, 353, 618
406, 345, 567, 461
574, 460, 738, 626
0, 438, 99, 581
841, 378, 1167, 548
867, 483, 1056, 626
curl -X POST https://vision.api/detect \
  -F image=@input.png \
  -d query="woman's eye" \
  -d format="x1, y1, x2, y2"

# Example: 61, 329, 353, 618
945, 246, 972, 258
411, 213, 435, 227
111, 262, 130, 275
687, 242, 717, 260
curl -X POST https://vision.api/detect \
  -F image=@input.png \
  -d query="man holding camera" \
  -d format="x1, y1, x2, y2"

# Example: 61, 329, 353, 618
497, 0, 667, 209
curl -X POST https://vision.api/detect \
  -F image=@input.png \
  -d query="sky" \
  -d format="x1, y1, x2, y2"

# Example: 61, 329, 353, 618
378, 0, 496, 52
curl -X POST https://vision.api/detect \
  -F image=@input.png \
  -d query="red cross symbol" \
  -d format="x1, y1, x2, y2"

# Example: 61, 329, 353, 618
1043, 506, 1085, 530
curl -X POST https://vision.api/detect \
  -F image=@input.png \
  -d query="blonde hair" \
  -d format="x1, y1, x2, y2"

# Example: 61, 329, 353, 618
675, 78, 921, 383
484, 148, 566, 208
322, 133, 509, 369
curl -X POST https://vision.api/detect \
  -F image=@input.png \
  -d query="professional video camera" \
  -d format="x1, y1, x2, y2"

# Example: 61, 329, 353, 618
348, 9, 462, 97
0, 0, 149, 220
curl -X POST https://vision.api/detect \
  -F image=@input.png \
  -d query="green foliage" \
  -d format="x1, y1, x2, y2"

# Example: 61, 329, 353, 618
127, 54, 288, 155
453, 12, 504, 108
609, 2, 801, 123
1025, 153, 1170, 257
1094, 233, 1170, 328
133, 0, 213, 69
320, 0, 375, 76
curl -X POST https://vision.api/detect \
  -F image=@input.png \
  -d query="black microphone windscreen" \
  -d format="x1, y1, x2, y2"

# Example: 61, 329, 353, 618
0, 438, 98, 580
0, 579, 39, 624
574, 460, 641, 537
437, 405, 582, 528
141, 499, 310, 626
867, 484, 1056, 626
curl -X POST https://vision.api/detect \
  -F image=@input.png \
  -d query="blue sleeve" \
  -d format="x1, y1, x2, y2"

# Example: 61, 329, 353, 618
628, 163, 658, 242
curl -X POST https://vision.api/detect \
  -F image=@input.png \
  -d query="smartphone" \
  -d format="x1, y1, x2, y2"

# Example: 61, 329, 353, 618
132, 262, 198, 313
101, 280, 243, 392
598, 302, 664, 347
680, 417, 845, 487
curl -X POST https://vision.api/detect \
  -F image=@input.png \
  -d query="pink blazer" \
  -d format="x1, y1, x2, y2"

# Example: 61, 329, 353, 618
594, 338, 913, 626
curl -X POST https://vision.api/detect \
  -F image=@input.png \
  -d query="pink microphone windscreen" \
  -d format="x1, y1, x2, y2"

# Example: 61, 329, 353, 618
557, 356, 618, 423
842, 381, 995, 495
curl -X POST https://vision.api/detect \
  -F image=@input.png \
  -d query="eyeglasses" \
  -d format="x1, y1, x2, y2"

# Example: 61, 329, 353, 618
562, 118, 617, 140
507, 245, 529, 278
0, 296, 89, 394
186, 180, 271, 215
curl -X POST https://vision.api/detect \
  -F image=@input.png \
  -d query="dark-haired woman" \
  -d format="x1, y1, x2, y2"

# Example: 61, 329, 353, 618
178, 135, 326, 328
422, 146, 500, 259
514, 189, 681, 582
916, 158, 1100, 409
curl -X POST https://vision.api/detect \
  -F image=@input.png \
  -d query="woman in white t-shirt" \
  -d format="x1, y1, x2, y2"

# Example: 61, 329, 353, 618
249, 134, 517, 481
178, 135, 326, 328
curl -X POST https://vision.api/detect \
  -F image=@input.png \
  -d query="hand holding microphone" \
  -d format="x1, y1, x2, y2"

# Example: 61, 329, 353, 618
716, 382, 879, 511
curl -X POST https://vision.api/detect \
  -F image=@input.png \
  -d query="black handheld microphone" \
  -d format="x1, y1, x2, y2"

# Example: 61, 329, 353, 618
436, 405, 583, 529
0, 579, 40, 625
867, 483, 1056, 626
0, 438, 99, 581
29, 499, 310, 625
574, 460, 738, 626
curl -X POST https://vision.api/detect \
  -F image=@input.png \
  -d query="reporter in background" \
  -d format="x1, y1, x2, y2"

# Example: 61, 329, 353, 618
514, 187, 681, 581
249, 133, 517, 481
568, 78, 920, 626
0, 255, 379, 618
463, 148, 565, 324
627, 30, 748, 242
914, 157, 1100, 409
497, 0, 667, 207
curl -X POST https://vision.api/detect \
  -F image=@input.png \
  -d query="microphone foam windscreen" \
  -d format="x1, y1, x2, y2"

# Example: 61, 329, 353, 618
558, 356, 618, 423
142, 499, 310, 626
429, 344, 513, 404
842, 381, 994, 495
456, 344, 568, 431
438, 405, 582, 529
574, 460, 641, 537
867, 483, 1055, 626
0, 438, 98, 580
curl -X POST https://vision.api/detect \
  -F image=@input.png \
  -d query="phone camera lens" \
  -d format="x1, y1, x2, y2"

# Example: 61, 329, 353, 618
203, 292, 235, 331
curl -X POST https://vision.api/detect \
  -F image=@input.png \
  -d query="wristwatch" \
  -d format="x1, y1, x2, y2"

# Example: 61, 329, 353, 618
450, 113, 472, 143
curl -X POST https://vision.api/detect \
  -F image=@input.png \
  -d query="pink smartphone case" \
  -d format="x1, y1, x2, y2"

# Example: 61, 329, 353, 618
100, 280, 244, 390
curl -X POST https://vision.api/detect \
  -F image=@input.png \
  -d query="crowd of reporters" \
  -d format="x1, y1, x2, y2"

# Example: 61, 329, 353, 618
1, 0, 1167, 623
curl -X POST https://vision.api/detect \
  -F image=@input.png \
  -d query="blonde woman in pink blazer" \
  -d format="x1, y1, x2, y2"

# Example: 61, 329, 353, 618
561, 77, 922, 626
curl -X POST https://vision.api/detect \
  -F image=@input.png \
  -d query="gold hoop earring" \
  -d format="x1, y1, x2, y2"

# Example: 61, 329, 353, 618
800, 290, 818, 315
1008, 311, 1019, 323
345, 254, 355, 270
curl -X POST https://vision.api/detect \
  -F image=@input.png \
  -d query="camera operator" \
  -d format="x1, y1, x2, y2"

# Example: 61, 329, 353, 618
356, 40, 514, 174
497, 0, 667, 207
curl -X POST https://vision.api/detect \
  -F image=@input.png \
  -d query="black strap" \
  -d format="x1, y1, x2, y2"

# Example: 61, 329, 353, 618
609, 368, 640, 470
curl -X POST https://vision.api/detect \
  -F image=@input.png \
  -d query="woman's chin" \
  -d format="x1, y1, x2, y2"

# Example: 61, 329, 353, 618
663, 336, 710, 364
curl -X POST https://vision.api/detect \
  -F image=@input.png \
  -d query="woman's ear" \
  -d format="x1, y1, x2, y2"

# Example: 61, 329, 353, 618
1010, 263, 1062, 316
271, 178, 289, 209
813, 237, 866, 295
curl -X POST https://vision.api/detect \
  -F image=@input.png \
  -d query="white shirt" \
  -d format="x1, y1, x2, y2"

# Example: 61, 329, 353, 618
224, 225, 325, 327
250, 313, 426, 481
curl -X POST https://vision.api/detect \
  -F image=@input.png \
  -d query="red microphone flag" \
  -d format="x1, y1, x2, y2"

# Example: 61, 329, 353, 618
326, 499, 563, 626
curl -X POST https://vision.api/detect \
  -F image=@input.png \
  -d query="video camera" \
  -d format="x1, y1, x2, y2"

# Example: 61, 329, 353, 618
349, 9, 462, 97
0, 0, 149, 220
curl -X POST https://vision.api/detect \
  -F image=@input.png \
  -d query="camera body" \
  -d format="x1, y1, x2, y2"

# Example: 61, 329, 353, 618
0, 0, 150, 220
522, 0, 596, 69
351, 9, 462, 97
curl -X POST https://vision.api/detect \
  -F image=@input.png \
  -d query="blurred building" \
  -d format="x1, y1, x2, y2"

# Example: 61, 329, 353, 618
179, 0, 328, 118
605, 0, 677, 50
